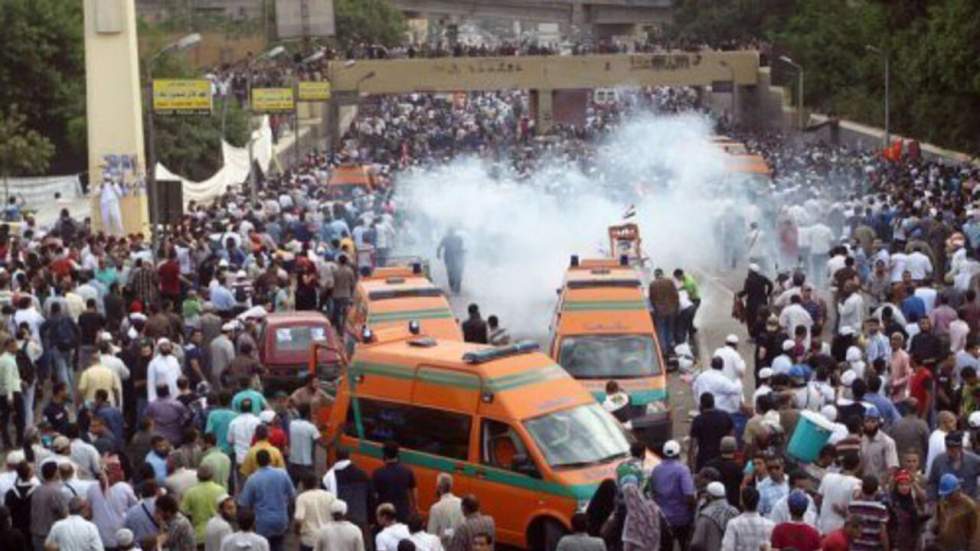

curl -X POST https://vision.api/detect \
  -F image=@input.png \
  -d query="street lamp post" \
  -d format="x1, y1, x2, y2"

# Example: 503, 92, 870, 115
145, 33, 201, 245
866, 45, 890, 147
780, 55, 805, 131
247, 45, 286, 205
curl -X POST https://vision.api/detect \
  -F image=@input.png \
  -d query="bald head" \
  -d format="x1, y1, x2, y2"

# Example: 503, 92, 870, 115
938, 410, 957, 431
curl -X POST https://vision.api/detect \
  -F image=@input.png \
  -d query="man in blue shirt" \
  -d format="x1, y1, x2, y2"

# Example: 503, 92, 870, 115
648, 440, 695, 549
123, 480, 160, 543
863, 374, 900, 427
210, 279, 237, 315
239, 449, 295, 550
145, 435, 171, 483
92, 388, 125, 443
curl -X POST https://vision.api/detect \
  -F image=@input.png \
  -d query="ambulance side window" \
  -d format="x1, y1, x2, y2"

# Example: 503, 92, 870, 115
351, 397, 471, 460
481, 419, 539, 478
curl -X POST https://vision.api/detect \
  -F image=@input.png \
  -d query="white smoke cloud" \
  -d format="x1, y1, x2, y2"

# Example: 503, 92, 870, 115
392, 112, 757, 338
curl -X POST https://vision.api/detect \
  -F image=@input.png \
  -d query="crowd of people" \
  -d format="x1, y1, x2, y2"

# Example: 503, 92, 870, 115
2, 32, 980, 551
664, 133, 980, 550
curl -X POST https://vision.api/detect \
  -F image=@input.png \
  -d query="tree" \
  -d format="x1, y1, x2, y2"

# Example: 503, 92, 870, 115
334, 0, 407, 49
0, 106, 56, 201
145, 54, 250, 182
669, 0, 980, 155
892, 0, 980, 151
0, 0, 85, 174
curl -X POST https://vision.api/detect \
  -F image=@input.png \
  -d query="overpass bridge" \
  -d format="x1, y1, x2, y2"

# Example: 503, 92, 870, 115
321, 50, 764, 143
392, 0, 674, 26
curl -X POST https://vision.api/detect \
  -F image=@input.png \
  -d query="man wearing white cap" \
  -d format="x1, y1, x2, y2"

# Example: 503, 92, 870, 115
712, 334, 747, 383
147, 338, 181, 401
209, 322, 237, 387
0, 449, 25, 498
771, 340, 795, 376
690, 481, 738, 551
314, 499, 364, 551
116, 527, 137, 550
753, 368, 774, 403
649, 439, 696, 550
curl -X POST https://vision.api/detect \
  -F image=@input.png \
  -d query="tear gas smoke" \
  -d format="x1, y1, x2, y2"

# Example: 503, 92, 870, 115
393, 113, 763, 337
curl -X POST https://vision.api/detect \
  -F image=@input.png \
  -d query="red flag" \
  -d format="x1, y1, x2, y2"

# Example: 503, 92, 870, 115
883, 139, 903, 162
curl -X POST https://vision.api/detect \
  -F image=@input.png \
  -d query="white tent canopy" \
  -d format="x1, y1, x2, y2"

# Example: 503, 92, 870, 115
155, 116, 274, 205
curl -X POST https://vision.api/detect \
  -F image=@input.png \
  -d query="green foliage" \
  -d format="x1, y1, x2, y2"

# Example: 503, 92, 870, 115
670, 0, 980, 155
334, 0, 407, 48
0, 106, 56, 178
0, 0, 85, 173
670, 0, 795, 45
147, 55, 250, 182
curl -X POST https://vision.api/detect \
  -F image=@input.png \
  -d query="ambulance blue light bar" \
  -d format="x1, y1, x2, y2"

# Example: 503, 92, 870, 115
462, 341, 540, 364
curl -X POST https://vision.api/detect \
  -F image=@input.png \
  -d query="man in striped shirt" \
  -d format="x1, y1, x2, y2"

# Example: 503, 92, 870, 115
845, 475, 890, 551
722, 486, 774, 551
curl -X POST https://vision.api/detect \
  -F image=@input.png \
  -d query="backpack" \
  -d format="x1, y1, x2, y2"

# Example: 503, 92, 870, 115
52, 317, 78, 351
5, 482, 33, 534
15, 342, 35, 385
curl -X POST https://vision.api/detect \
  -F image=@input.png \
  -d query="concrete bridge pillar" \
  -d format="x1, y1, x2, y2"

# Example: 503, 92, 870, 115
84, 0, 149, 235
530, 89, 554, 134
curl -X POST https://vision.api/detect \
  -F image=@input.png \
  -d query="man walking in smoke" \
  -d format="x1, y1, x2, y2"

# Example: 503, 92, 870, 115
437, 228, 465, 295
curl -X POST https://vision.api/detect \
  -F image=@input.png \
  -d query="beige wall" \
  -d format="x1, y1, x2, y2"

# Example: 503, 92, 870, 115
139, 31, 267, 69
328, 51, 760, 95
805, 115, 979, 165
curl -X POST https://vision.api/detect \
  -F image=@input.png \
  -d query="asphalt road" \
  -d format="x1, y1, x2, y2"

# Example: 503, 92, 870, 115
445, 261, 754, 454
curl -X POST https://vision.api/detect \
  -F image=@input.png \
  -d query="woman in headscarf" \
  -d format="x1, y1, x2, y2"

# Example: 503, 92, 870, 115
586, 478, 617, 538
621, 481, 661, 551
887, 469, 926, 551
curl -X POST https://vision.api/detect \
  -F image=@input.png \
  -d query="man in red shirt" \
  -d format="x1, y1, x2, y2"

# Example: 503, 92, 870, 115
771, 490, 821, 551
908, 360, 933, 418
821, 516, 861, 551
158, 249, 183, 304
50, 247, 76, 281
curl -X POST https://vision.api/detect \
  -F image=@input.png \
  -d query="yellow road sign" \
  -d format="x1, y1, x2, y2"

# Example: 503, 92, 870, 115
152, 79, 212, 114
297, 81, 331, 101
252, 88, 295, 112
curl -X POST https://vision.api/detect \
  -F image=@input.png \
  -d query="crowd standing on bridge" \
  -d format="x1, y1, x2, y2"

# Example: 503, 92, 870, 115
1, 39, 979, 551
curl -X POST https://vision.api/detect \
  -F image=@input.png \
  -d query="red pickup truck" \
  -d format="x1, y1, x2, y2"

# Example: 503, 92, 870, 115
257, 311, 343, 389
